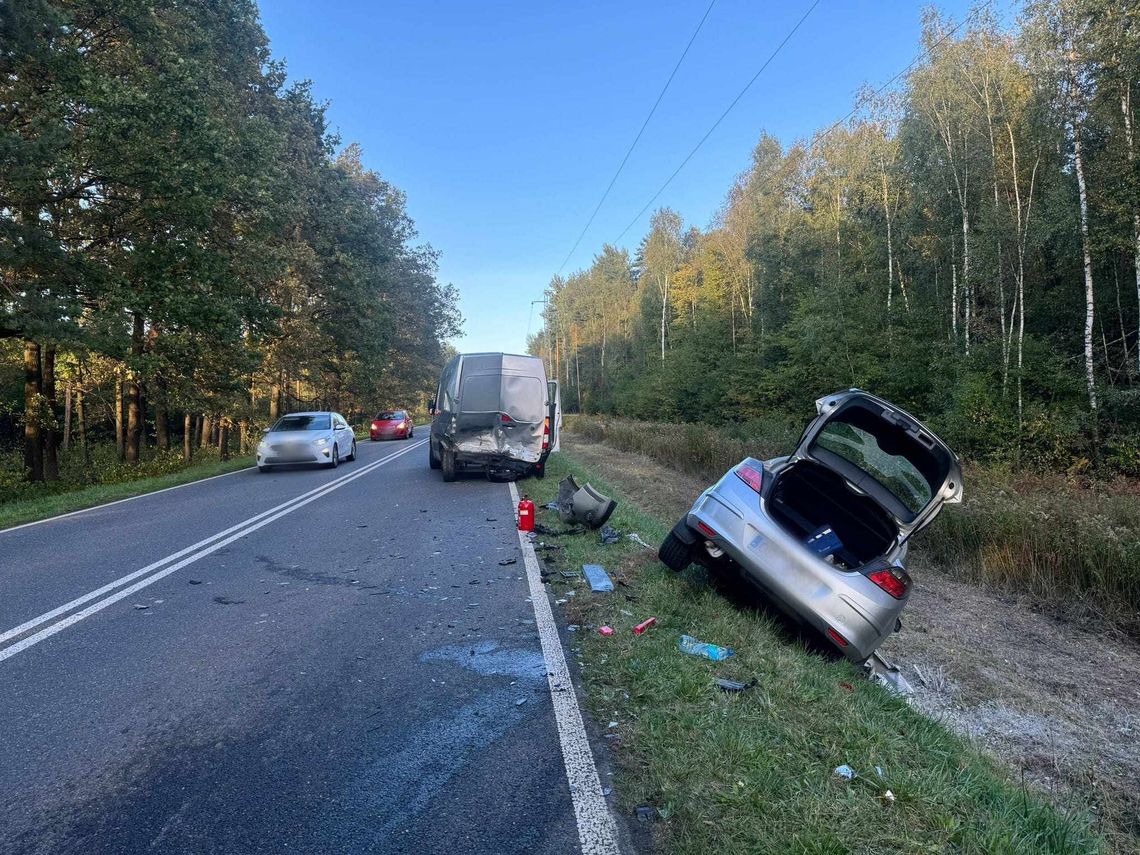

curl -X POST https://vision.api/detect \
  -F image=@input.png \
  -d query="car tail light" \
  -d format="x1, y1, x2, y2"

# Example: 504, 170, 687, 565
734, 462, 763, 493
868, 567, 910, 599
696, 521, 718, 539
542, 416, 550, 451
500, 413, 513, 424
826, 627, 849, 647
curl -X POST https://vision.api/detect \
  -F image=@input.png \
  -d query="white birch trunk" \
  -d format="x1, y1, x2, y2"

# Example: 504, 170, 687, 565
1074, 128, 1098, 412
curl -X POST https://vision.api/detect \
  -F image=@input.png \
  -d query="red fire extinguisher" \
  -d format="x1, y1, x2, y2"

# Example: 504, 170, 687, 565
517, 495, 535, 532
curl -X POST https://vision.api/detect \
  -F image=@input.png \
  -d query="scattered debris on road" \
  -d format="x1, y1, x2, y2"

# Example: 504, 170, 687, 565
678, 634, 735, 661
582, 564, 614, 592
498, 557, 517, 566
635, 806, 657, 823
557, 475, 617, 529
212, 596, 245, 605
715, 678, 755, 693
834, 764, 858, 781
627, 533, 652, 549
864, 651, 914, 698
133, 604, 148, 610
632, 616, 657, 636
187, 579, 202, 585
598, 525, 621, 545
598, 626, 614, 636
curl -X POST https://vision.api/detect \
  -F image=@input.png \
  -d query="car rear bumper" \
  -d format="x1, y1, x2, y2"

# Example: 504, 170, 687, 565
371, 427, 410, 439
684, 475, 904, 661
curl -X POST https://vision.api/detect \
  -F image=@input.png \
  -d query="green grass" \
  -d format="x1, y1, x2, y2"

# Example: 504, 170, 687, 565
532, 451, 1105, 854
566, 415, 1140, 633
0, 454, 254, 531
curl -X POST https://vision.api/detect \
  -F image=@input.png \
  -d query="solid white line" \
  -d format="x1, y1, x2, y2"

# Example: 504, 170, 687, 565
509, 480, 620, 855
0, 465, 256, 536
0, 440, 426, 662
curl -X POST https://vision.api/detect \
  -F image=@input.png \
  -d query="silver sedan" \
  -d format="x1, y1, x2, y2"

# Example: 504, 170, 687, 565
658, 390, 962, 662
256, 411, 358, 472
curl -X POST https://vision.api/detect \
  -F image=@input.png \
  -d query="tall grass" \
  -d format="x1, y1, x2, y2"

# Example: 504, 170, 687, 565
565, 415, 1140, 629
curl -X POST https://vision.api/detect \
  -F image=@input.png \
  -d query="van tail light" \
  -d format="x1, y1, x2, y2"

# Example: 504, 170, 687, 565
734, 462, 763, 493
867, 566, 911, 599
541, 416, 550, 451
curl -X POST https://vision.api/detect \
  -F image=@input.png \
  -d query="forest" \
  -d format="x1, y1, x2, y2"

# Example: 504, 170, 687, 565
0, 0, 460, 502
533, 1, 1140, 476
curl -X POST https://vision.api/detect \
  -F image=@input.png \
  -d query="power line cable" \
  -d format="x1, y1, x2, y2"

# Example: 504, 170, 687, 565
555, 0, 717, 276
612, 0, 822, 244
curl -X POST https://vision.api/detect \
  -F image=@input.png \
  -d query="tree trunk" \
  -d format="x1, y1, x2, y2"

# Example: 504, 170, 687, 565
269, 377, 281, 421
1074, 127, 1098, 417
63, 380, 73, 452
239, 419, 249, 455
76, 386, 89, 465
219, 419, 230, 461
23, 340, 43, 482
115, 372, 125, 460
183, 413, 193, 461
1121, 83, 1140, 376
200, 414, 212, 449
42, 345, 59, 481
154, 383, 169, 452
125, 313, 144, 464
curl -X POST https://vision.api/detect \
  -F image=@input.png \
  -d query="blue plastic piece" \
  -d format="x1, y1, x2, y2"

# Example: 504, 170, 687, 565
805, 525, 843, 558
678, 634, 735, 661
582, 564, 613, 593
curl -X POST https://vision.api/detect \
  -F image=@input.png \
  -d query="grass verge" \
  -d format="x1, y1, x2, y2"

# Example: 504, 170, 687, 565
0, 455, 254, 531
529, 451, 1103, 854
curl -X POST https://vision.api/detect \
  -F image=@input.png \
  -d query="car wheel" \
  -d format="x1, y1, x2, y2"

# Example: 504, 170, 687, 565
258, 465, 269, 473
429, 441, 441, 469
347, 440, 357, 461
441, 448, 457, 482
658, 531, 693, 572
328, 444, 339, 468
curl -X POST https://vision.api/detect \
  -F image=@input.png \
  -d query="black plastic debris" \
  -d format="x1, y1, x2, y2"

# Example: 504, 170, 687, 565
715, 678, 757, 693
598, 525, 622, 545
498, 557, 517, 566
212, 596, 244, 605
187, 579, 202, 585
635, 806, 656, 823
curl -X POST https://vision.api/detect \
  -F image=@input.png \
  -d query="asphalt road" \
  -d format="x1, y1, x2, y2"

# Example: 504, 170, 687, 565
0, 437, 588, 854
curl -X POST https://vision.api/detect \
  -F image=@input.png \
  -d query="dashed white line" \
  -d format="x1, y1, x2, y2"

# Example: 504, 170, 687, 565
509, 480, 621, 855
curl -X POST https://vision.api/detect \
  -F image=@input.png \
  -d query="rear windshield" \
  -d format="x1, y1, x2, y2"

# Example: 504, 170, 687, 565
459, 374, 545, 423
811, 409, 942, 516
376, 411, 403, 420
272, 414, 330, 431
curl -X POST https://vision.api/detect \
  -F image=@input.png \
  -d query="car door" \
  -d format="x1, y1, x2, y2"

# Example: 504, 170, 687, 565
333, 413, 351, 453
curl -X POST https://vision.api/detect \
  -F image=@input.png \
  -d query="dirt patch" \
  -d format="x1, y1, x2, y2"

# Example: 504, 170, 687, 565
564, 432, 1140, 851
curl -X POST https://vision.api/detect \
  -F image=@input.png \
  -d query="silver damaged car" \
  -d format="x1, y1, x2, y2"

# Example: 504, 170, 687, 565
658, 390, 962, 662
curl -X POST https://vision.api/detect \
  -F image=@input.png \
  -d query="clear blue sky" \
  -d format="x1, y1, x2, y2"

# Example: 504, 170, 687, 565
257, 0, 1012, 354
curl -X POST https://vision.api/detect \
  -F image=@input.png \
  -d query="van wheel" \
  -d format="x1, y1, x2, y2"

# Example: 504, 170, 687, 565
429, 442, 441, 469
441, 449, 457, 482
658, 531, 692, 572
533, 464, 546, 480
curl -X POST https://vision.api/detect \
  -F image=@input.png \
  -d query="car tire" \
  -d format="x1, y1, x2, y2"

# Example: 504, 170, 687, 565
347, 440, 357, 461
258, 465, 269, 473
328, 444, 339, 469
658, 531, 693, 572
429, 441, 441, 469
441, 448, 456, 482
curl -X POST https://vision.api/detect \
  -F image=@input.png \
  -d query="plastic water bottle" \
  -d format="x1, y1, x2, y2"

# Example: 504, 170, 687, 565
678, 634, 735, 661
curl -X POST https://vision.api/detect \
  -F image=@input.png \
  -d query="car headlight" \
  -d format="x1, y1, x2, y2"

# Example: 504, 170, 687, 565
313, 437, 330, 446
257, 441, 268, 453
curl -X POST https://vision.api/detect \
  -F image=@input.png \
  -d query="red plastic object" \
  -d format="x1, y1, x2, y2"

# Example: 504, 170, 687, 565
632, 616, 657, 636
598, 626, 614, 636
517, 496, 535, 532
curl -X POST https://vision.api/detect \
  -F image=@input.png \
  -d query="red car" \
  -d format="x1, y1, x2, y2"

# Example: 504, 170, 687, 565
370, 410, 414, 441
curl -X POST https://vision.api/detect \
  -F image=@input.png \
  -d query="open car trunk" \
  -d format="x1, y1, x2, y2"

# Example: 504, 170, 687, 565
768, 460, 898, 569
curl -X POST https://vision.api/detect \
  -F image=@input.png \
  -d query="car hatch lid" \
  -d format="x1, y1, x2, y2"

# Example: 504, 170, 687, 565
793, 390, 962, 537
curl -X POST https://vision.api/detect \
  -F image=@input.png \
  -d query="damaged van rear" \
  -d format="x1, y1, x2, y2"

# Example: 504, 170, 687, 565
429, 352, 558, 481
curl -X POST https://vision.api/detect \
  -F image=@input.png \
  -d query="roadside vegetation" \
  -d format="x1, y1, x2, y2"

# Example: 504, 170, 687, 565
567, 415, 1140, 634
2, 2, 459, 498
529, 451, 1106, 854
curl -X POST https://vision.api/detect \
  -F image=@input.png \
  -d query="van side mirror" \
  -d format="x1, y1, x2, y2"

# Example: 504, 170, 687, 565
428, 398, 436, 414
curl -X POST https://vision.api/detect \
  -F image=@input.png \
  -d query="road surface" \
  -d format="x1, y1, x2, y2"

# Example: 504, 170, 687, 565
0, 438, 612, 854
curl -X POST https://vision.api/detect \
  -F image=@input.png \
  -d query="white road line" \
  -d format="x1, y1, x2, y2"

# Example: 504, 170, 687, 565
0, 465, 256, 535
509, 481, 621, 855
0, 440, 426, 663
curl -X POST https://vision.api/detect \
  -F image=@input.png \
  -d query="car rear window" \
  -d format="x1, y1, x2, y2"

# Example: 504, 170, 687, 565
376, 411, 402, 420
812, 415, 936, 516
272, 414, 330, 431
